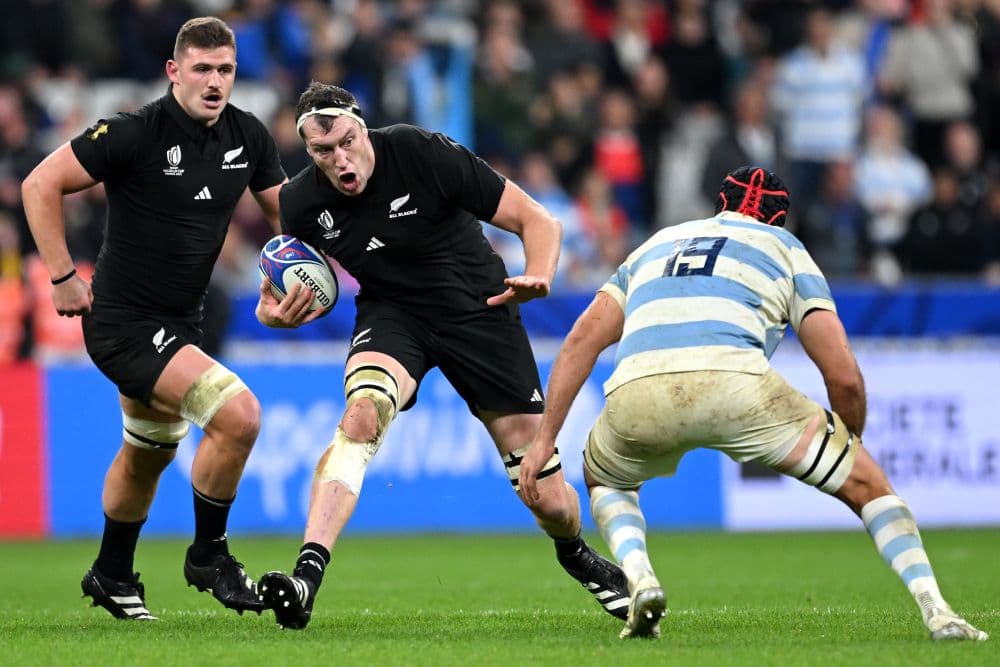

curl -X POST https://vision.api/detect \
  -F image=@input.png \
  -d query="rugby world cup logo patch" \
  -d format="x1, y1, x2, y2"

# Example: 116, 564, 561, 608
318, 209, 340, 239
163, 145, 184, 176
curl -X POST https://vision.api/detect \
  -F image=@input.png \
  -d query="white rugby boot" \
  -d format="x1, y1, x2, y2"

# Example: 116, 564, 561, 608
926, 606, 989, 641
619, 573, 666, 639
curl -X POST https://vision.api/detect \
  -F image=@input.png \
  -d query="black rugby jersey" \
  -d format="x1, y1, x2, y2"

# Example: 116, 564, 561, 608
71, 88, 286, 322
279, 125, 509, 321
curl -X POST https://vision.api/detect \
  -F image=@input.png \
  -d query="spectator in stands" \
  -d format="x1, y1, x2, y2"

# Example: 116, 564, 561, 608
594, 89, 646, 229
601, 0, 669, 89
575, 167, 630, 285
798, 160, 870, 279
879, 0, 978, 166
114, 0, 195, 80
701, 82, 783, 206
474, 21, 536, 159
854, 104, 932, 284
0, 86, 45, 255
899, 168, 978, 275
980, 177, 1000, 284
771, 6, 867, 213
632, 55, 671, 230
0, 213, 26, 362
270, 105, 311, 176
529, 0, 603, 88
943, 120, 993, 211
339, 0, 385, 112
660, 1, 726, 113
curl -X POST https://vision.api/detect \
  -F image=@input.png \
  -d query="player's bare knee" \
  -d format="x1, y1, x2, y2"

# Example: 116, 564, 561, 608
341, 397, 380, 443
527, 483, 575, 524
217, 391, 262, 452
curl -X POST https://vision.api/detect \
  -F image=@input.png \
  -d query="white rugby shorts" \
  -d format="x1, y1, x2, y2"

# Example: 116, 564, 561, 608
584, 368, 822, 488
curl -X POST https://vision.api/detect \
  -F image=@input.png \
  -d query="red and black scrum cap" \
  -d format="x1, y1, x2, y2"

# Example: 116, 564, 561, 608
715, 166, 790, 227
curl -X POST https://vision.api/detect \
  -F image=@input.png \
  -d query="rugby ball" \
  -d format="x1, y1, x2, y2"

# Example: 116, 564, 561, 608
258, 235, 338, 313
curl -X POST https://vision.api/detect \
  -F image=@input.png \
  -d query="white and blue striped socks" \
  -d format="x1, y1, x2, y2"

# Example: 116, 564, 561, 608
862, 495, 948, 621
590, 486, 657, 591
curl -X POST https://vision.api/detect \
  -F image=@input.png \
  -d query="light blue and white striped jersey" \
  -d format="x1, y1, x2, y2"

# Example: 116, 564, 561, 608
599, 211, 836, 395
772, 45, 867, 161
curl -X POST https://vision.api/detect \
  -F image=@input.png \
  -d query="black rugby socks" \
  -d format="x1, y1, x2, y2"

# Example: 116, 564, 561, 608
95, 514, 146, 580
294, 542, 331, 591
553, 533, 586, 568
189, 486, 234, 565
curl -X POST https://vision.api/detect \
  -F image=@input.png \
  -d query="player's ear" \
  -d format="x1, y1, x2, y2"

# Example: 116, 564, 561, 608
165, 59, 180, 84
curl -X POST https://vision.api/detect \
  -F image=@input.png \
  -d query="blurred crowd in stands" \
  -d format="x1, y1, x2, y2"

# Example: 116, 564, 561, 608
2, 0, 1000, 361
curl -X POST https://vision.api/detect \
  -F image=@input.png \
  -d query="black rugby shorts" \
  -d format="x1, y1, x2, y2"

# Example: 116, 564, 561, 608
348, 300, 544, 415
82, 313, 201, 406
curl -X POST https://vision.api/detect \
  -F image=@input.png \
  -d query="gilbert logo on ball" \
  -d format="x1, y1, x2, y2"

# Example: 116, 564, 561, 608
259, 235, 338, 313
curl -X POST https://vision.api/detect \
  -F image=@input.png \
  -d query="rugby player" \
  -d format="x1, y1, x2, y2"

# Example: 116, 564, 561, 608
519, 166, 989, 641
21, 17, 287, 620
254, 81, 629, 629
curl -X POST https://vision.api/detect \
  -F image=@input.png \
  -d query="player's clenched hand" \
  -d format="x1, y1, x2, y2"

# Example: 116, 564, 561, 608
52, 275, 92, 317
518, 437, 556, 506
255, 278, 323, 328
486, 275, 550, 307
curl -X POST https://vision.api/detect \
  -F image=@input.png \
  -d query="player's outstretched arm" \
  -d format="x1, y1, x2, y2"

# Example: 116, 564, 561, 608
520, 291, 624, 504
797, 309, 867, 435
487, 180, 561, 306
255, 278, 324, 328
21, 142, 98, 317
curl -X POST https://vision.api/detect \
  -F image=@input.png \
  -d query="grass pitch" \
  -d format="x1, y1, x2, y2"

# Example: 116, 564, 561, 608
0, 530, 996, 666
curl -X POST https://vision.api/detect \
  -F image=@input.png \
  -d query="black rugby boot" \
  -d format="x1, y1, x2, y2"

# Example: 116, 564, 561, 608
183, 546, 264, 615
259, 571, 316, 630
81, 565, 157, 620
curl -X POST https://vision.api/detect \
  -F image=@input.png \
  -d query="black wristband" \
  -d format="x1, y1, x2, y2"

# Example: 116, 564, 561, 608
51, 268, 76, 285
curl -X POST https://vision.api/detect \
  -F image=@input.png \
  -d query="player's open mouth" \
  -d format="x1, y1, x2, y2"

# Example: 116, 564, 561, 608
203, 93, 223, 108
339, 173, 357, 186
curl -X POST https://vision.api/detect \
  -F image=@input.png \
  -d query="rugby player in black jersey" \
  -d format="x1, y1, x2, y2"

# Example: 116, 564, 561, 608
21, 17, 287, 620
254, 81, 629, 629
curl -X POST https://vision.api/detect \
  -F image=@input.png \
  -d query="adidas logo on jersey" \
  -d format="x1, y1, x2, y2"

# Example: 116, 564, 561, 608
366, 237, 385, 251
530, 389, 543, 403
194, 187, 212, 200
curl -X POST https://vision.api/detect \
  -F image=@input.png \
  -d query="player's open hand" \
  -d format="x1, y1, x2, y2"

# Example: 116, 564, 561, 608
518, 437, 556, 506
52, 275, 92, 317
487, 275, 550, 307
255, 278, 324, 328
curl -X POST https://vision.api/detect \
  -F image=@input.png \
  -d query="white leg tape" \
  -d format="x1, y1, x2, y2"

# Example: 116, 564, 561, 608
316, 427, 381, 495
502, 443, 561, 492
179, 363, 248, 428
122, 412, 189, 450
788, 410, 858, 494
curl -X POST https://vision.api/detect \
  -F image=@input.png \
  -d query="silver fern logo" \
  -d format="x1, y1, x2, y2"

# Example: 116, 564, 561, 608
388, 193, 417, 219
222, 145, 248, 169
